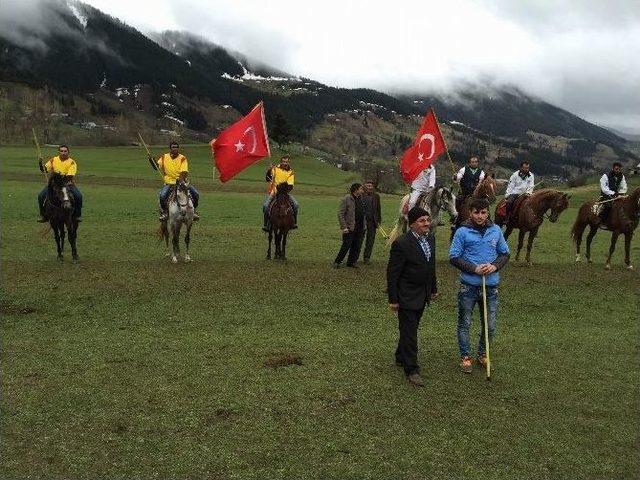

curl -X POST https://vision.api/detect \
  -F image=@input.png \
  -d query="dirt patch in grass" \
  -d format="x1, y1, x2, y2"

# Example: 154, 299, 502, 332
0, 301, 41, 315
263, 353, 303, 368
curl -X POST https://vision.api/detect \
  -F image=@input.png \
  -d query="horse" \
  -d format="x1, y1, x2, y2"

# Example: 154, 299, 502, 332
159, 178, 194, 263
267, 182, 295, 260
494, 189, 570, 265
44, 172, 79, 261
387, 185, 458, 244
452, 174, 498, 235
571, 187, 640, 270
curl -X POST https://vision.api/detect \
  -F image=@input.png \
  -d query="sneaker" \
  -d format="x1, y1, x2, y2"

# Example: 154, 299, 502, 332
477, 354, 488, 368
37, 216, 48, 223
407, 373, 424, 387
159, 212, 168, 221
460, 356, 473, 374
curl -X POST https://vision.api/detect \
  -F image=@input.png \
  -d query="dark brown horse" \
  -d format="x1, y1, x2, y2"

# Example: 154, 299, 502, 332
454, 174, 498, 231
495, 189, 570, 265
267, 182, 295, 260
571, 187, 640, 270
45, 173, 79, 261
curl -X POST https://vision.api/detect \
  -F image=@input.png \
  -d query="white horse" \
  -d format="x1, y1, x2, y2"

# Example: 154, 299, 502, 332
387, 185, 458, 244
160, 179, 194, 263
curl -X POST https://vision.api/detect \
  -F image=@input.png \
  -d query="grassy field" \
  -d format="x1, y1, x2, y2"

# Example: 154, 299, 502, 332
1, 146, 638, 479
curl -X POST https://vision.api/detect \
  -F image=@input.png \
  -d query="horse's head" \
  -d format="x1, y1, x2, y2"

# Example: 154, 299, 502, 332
275, 182, 292, 196
475, 174, 497, 204
48, 173, 73, 211
175, 178, 192, 216
434, 186, 458, 222
548, 192, 570, 222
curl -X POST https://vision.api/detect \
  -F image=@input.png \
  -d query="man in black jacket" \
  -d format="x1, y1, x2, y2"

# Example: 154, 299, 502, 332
386, 206, 438, 387
361, 180, 382, 263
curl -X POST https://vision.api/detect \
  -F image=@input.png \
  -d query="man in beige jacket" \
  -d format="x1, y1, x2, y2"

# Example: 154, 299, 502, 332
333, 183, 365, 268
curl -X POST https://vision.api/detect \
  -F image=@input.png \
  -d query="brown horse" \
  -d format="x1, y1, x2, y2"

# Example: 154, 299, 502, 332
454, 174, 498, 228
267, 182, 295, 260
495, 189, 571, 265
571, 187, 640, 270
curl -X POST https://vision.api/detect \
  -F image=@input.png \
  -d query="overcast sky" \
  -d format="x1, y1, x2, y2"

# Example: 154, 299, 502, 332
6, 0, 640, 134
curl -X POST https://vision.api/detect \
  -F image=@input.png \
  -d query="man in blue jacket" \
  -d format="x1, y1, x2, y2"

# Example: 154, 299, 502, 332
449, 197, 510, 374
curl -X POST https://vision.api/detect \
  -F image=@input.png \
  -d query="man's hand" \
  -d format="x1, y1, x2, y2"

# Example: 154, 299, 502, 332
475, 263, 497, 275
389, 303, 399, 312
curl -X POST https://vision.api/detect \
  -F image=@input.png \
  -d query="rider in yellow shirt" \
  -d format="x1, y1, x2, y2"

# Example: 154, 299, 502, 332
148, 142, 199, 221
262, 154, 298, 231
37, 144, 83, 222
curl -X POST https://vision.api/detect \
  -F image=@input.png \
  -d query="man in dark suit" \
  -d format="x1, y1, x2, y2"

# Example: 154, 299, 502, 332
361, 180, 382, 264
386, 206, 438, 387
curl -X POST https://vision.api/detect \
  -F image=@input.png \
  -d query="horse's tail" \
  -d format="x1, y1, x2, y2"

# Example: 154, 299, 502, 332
570, 206, 588, 243
386, 216, 406, 246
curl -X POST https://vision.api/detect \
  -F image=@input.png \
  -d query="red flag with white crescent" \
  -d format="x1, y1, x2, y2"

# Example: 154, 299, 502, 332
211, 102, 271, 182
399, 108, 446, 183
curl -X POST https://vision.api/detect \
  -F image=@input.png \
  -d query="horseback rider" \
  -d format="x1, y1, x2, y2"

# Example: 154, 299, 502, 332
407, 164, 436, 211
598, 162, 628, 223
262, 155, 299, 232
37, 144, 83, 222
453, 155, 486, 210
149, 142, 199, 221
503, 161, 534, 221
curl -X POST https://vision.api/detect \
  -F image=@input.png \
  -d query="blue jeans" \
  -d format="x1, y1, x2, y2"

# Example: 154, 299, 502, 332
38, 185, 83, 217
456, 283, 498, 358
158, 184, 199, 209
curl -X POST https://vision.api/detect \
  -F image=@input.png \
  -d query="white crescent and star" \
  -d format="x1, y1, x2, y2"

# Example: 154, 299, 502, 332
417, 133, 436, 162
234, 126, 258, 153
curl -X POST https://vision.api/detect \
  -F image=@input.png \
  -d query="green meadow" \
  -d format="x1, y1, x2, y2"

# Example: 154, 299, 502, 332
1, 145, 638, 479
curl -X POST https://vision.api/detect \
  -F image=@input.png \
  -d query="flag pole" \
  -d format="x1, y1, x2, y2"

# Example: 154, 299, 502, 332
430, 107, 457, 176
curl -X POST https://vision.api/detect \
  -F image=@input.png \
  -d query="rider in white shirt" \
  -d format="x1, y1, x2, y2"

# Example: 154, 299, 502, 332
598, 162, 628, 222
408, 165, 436, 211
504, 161, 534, 219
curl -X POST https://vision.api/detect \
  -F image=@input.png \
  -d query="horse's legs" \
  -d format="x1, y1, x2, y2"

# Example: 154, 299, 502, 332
624, 232, 633, 270
504, 225, 514, 240
515, 229, 525, 261
53, 225, 63, 260
60, 225, 66, 260
573, 221, 587, 262
275, 231, 282, 259
171, 223, 181, 263
281, 232, 287, 260
184, 224, 192, 262
267, 229, 273, 259
68, 219, 79, 261
605, 232, 619, 270
585, 225, 598, 263
525, 227, 539, 265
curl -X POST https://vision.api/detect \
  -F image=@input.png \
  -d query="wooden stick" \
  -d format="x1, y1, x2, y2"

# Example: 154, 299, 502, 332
482, 275, 492, 381
32, 128, 47, 178
138, 132, 163, 180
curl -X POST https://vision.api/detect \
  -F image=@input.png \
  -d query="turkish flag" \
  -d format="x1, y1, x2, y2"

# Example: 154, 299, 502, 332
399, 108, 446, 183
211, 102, 271, 182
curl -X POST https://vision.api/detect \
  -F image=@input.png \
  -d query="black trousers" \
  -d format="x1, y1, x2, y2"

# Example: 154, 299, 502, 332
395, 307, 424, 376
362, 222, 377, 260
334, 228, 365, 266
